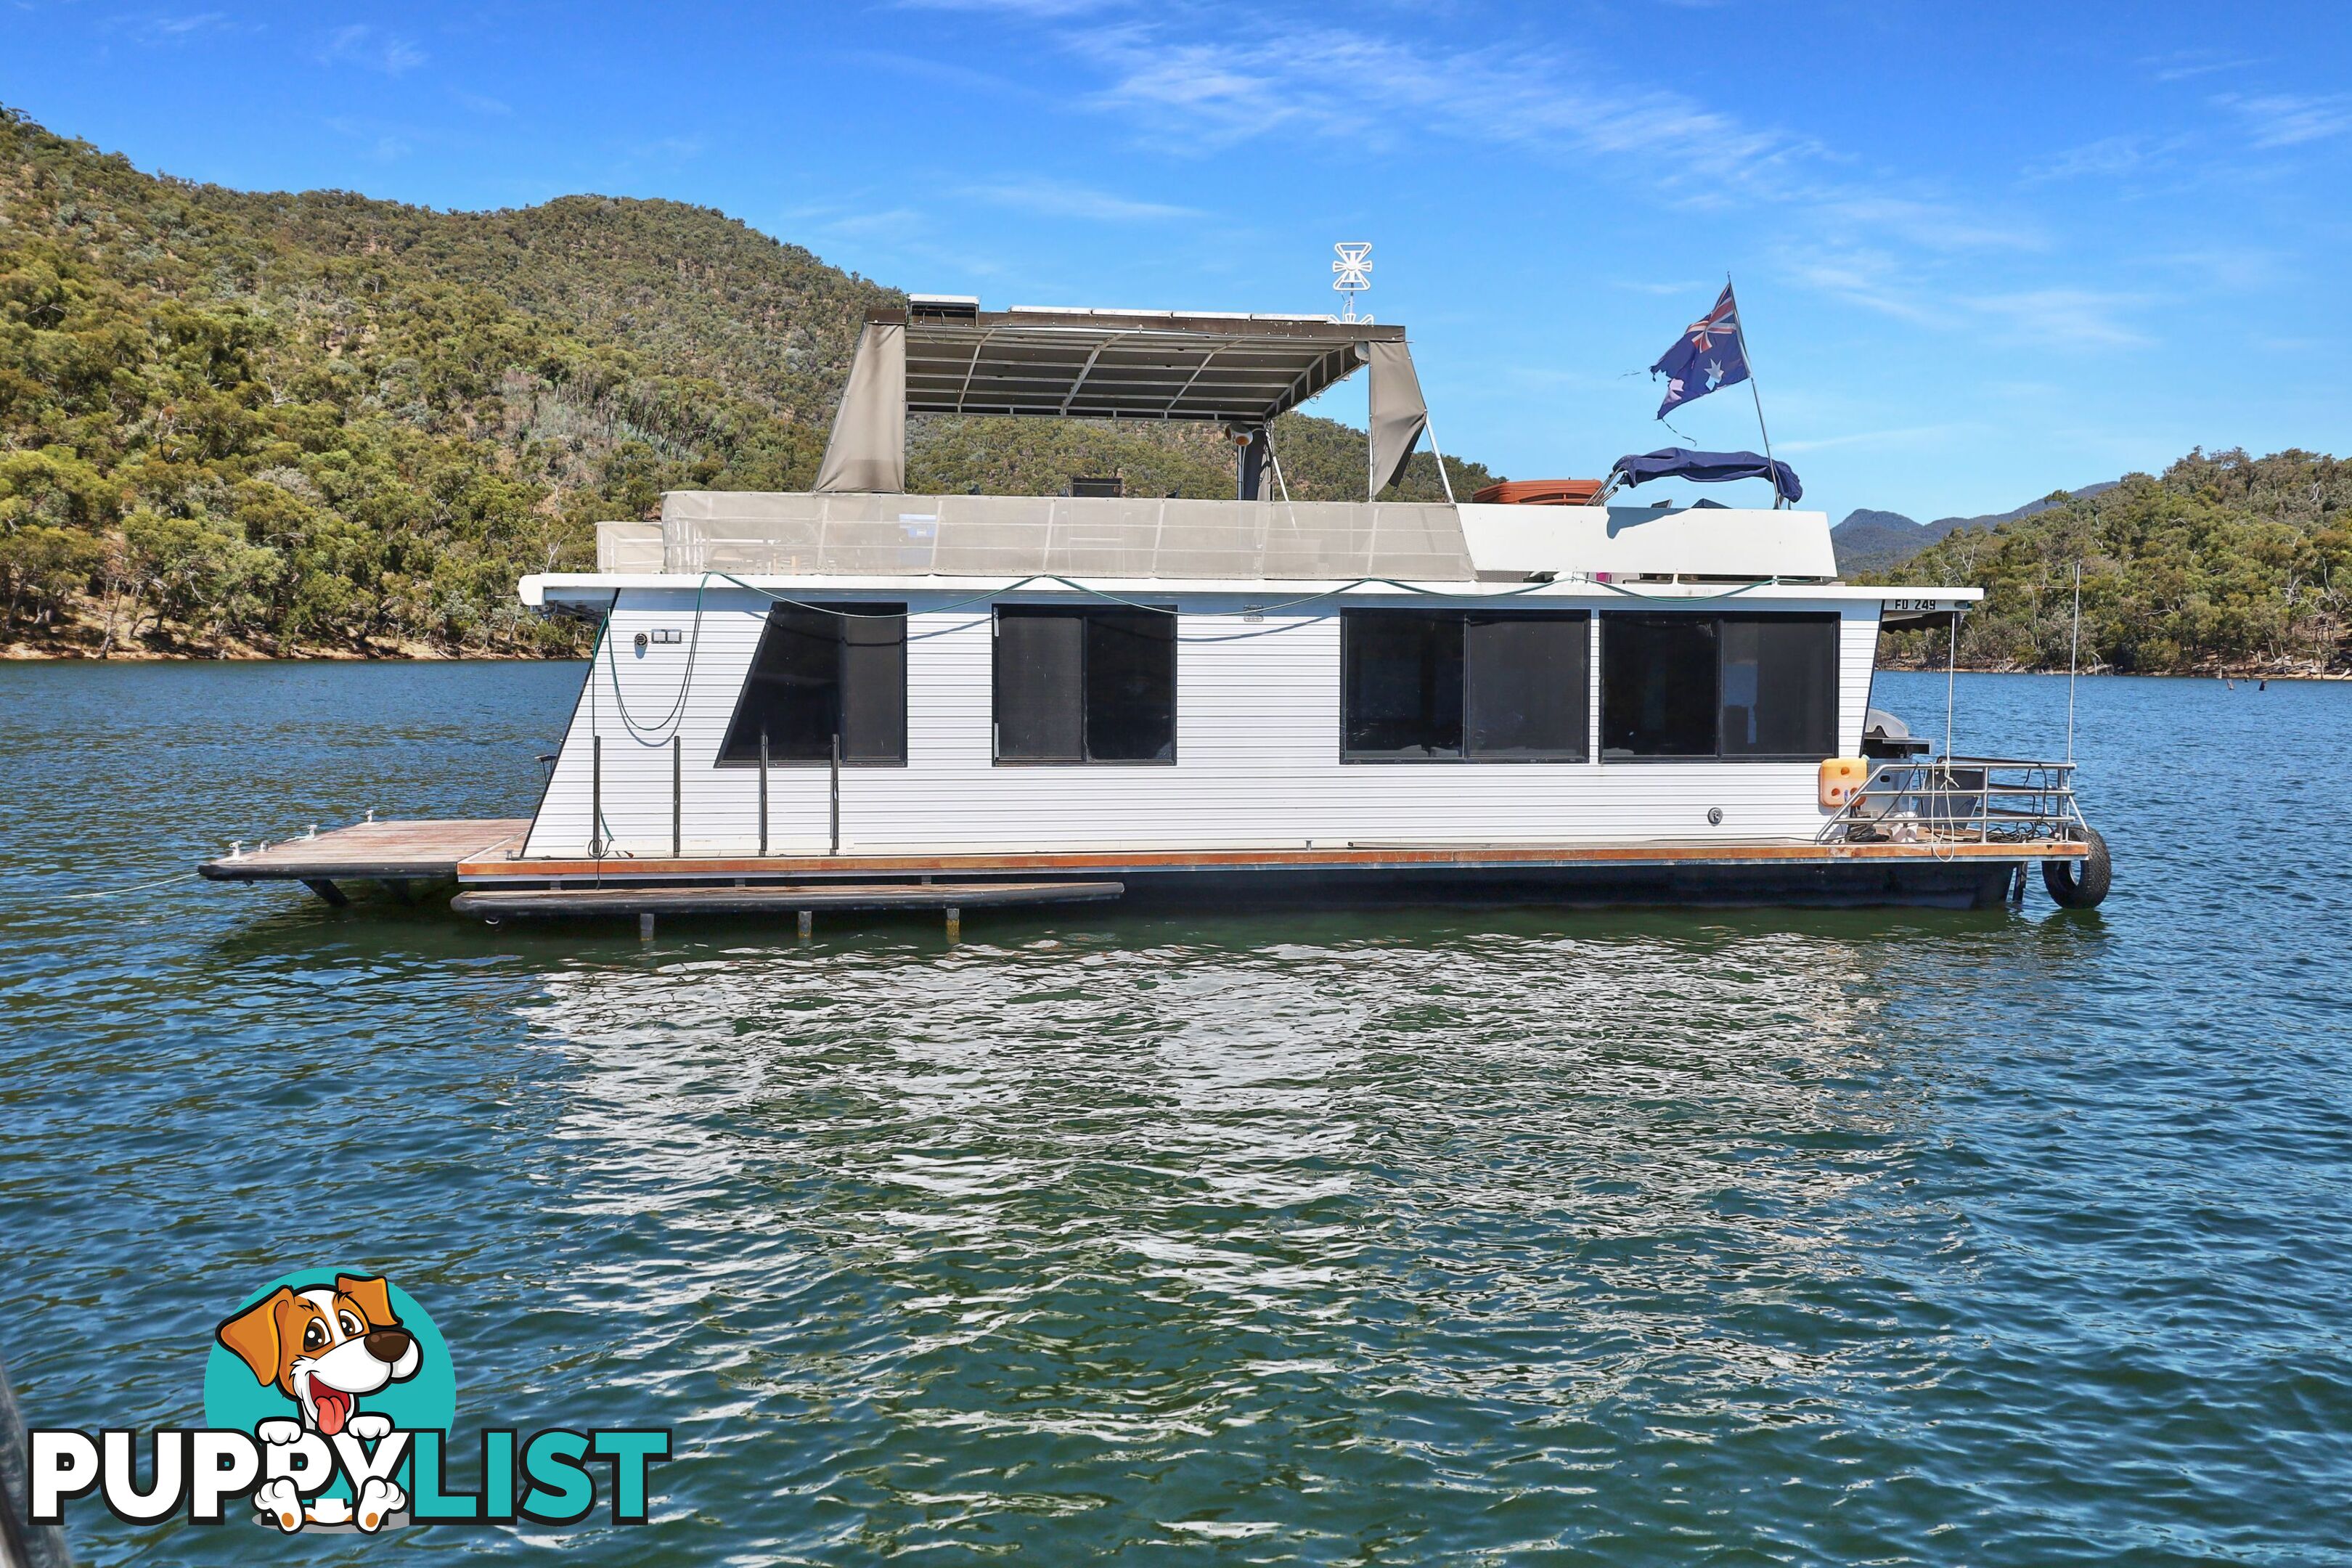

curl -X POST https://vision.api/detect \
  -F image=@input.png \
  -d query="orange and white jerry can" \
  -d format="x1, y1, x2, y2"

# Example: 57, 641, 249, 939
1819, 757, 1870, 809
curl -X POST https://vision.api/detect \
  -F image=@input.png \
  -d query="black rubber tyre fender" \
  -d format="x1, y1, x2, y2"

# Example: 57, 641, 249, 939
2042, 825, 2112, 908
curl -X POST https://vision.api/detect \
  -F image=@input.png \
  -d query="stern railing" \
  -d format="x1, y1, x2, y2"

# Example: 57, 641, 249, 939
1818, 756, 2090, 846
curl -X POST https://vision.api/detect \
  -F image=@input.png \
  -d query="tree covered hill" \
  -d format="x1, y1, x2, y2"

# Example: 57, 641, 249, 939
1867, 448, 2351, 675
0, 107, 1488, 658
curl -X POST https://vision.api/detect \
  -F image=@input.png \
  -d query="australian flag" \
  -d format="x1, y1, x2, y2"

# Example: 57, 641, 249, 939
1651, 284, 1749, 417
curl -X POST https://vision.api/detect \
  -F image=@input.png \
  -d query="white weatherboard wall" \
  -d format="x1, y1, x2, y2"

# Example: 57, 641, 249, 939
523, 589, 1882, 859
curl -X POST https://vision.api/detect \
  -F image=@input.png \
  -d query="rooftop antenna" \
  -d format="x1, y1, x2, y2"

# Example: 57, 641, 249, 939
1331, 242, 1373, 324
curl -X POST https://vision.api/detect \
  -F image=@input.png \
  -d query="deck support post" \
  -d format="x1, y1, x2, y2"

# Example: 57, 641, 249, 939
671, 735, 682, 859
301, 878, 348, 907
590, 735, 603, 857
759, 730, 769, 856
640, 911, 655, 942
384, 878, 413, 905
797, 910, 812, 940
830, 733, 841, 855
944, 906, 960, 943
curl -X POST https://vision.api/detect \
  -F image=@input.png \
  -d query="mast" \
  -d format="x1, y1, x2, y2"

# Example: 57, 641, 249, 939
1726, 272, 1784, 509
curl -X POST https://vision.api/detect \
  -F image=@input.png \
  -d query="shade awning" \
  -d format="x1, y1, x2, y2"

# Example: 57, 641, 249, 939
884, 306, 1400, 424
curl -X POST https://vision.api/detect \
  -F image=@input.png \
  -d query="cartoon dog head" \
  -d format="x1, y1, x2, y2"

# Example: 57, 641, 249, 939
216, 1274, 420, 1437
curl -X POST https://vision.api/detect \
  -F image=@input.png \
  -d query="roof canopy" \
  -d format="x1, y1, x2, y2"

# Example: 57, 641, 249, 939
895, 304, 1396, 422
814, 303, 1430, 499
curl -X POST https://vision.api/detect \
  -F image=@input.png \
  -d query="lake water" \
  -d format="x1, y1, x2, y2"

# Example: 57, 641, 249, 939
2, 663, 2349, 1565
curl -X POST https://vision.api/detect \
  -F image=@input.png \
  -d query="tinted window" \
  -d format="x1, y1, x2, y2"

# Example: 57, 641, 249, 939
1601, 615, 1718, 757
719, 604, 906, 764
1466, 615, 1589, 759
1343, 612, 1464, 758
994, 611, 1085, 761
995, 607, 1176, 763
1602, 612, 1839, 759
1085, 612, 1177, 761
1344, 611, 1588, 761
1720, 614, 1837, 756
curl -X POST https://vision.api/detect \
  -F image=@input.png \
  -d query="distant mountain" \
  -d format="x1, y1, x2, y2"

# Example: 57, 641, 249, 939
1834, 483, 2120, 573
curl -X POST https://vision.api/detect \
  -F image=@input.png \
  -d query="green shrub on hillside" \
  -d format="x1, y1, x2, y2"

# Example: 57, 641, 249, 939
0, 105, 1493, 657
1869, 448, 2351, 674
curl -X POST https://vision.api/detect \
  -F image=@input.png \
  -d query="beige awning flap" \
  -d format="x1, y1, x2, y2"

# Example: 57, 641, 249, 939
1367, 340, 1429, 499
813, 322, 907, 494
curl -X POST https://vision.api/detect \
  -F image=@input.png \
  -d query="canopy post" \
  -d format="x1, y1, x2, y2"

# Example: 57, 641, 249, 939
1265, 426, 1292, 503
1944, 613, 1959, 760
1423, 419, 1458, 505
1237, 428, 1270, 501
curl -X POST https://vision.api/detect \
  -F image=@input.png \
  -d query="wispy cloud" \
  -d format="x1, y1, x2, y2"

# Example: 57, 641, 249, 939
1069, 22, 1812, 193
2141, 49, 2257, 83
965, 176, 1199, 221
323, 116, 413, 163
319, 23, 425, 75
840, 49, 1037, 99
1813, 195, 2042, 253
1614, 279, 1710, 296
452, 89, 513, 117
2022, 134, 2149, 184
2216, 92, 2352, 150
1965, 287, 2152, 348
106, 9, 227, 45
1777, 424, 1961, 455
1779, 246, 2149, 347
896, 0, 1122, 14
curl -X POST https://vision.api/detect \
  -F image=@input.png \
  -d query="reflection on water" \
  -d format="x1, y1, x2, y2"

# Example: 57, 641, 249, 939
2, 663, 2349, 1564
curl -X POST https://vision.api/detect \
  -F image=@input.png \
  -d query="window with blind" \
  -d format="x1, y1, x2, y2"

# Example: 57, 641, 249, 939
1601, 612, 1838, 759
1341, 610, 1590, 761
717, 604, 907, 765
994, 607, 1177, 763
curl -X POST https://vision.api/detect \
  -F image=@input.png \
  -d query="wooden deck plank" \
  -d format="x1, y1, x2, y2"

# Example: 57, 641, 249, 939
201, 819, 533, 883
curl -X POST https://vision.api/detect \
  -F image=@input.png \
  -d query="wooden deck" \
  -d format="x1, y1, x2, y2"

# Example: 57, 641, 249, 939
198, 818, 2086, 915
200, 819, 531, 904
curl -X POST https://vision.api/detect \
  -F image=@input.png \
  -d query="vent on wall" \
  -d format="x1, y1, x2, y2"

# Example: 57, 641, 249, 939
1069, 475, 1125, 499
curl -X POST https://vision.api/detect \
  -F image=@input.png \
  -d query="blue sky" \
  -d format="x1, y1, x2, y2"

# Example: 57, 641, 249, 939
4, 1, 2348, 521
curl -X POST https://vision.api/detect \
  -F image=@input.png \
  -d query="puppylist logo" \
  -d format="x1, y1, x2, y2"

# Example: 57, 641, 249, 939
26, 1270, 669, 1535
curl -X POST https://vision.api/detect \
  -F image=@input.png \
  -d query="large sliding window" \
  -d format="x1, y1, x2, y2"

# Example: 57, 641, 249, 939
995, 607, 1176, 763
1601, 612, 1838, 760
1341, 610, 1589, 761
718, 603, 907, 765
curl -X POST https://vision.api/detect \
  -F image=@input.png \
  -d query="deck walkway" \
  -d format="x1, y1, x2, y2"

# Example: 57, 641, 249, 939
200, 819, 531, 905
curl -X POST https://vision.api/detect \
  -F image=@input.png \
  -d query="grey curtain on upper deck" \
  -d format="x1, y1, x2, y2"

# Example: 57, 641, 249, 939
814, 322, 907, 494
1367, 339, 1429, 499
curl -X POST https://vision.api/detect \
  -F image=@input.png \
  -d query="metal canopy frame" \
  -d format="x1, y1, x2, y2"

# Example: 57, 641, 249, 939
881, 306, 1400, 426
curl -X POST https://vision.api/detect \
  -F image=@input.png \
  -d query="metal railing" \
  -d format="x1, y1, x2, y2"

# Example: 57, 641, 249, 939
1818, 756, 2090, 846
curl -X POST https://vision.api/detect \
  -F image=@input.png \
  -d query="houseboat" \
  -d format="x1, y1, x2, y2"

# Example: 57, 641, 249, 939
203, 299, 2110, 927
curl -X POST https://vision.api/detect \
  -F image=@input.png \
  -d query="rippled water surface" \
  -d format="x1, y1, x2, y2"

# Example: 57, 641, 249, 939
4, 662, 2351, 1565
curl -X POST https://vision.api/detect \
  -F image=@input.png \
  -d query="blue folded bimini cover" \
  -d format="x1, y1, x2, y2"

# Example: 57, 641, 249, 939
1609, 447, 1802, 504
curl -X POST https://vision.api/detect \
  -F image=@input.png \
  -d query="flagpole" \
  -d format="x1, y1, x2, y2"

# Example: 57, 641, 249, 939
1726, 271, 1784, 508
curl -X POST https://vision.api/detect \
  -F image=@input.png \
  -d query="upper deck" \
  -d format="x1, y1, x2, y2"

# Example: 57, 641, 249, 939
535, 491, 1975, 617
